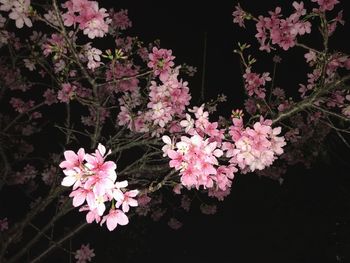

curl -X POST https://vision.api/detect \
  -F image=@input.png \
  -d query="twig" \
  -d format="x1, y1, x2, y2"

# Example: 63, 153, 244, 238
199, 32, 207, 103
29, 222, 88, 263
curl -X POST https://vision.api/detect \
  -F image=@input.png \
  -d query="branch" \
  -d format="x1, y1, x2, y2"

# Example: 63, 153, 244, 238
6, 202, 74, 263
0, 186, 67, 260
29, 222, 88, 263
272, 75, 350, 125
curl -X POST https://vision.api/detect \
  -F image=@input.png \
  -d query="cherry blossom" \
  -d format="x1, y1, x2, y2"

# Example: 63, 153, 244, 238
75, 244, 95, 263
59, 144, 139, 230
148, 47, 175, 82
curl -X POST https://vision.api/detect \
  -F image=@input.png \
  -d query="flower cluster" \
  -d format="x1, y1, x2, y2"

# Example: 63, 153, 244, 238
224, 117, 286, 172
0, 0, 32, 29
254, 2, 312, 51
148, 47, 175, 82
62, 0, 110, 39
162, 105, 286, 196
60, 144, 139, 231
117, 66, 191, 136
243, 68, 271, 98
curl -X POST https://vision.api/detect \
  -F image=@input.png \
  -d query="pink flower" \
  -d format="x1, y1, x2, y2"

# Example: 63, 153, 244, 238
232, 4, 247, 28
168, 218, 182, 230
60, 148, 85, 171
100, 208, 129, 231
69, 188, 90, 207
84, 144, 116, 177
57, 83, 77, 103
148, 47, 175, 82
9, 98, 34, 113
311, 0, 339, 11
0, 218, 8, 231
243, 68, 270, 98
62, 0, 109, 39
43, 89, 58, 105
110, 9, 132, 30
7, 0, 32, 29
75, 244, 95, 263
115, 189, 139, 213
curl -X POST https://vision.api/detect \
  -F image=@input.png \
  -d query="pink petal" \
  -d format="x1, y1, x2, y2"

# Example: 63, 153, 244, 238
122, 202, 129, 213
73, 192, 86, 207
116, 210, 129, 225
127, 190, 139, 197
64, 150, 77, 162
128, 199, 138, 207
61, 176, 76, 187
106, 214, 118, 231
162, 135, 171, 145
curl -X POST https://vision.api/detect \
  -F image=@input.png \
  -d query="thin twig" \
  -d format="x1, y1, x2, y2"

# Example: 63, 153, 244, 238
29, 222, 88, 263
199, 32, 207, 103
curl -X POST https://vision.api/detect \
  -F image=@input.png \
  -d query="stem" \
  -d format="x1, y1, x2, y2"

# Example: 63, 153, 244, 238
312, 105, 350, 122
6, 203, 74, 263
199, 32, 207, 103
0, 144, 10, 191
3, 102, 45, 133
272, 74, 350, 125
97, 70, 153, 87
0, 186, 67, 260
268, 62, 277, 103
52, 0, 96, 90
295, 42, 320, 54
29, 222, 88, 263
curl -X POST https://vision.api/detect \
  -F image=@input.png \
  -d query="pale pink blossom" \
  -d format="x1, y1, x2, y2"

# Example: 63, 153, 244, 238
75, 244, 95, 263
100, 208, 129, 231
6, 0, 32, 29
148, 47, 175, 82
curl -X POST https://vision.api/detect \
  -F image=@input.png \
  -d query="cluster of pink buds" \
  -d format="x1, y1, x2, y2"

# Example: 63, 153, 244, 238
59, 144, 139, 231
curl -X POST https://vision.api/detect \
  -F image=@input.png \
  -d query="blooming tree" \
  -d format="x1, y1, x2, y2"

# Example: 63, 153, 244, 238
0, 0, 349, 262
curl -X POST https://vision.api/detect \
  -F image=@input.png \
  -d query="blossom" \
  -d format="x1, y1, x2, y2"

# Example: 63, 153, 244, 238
2, 0, 32, 29
9, 98, 34, 113
232, 4, 247, 28
243, 68, 271, 98
148, 47, 175, 82
100, 208, 129, 231
115, 189, 139, 213
75, 244, 95, 263
62, 0, 109, 39
0, 218, 8, 231
110, 9, 132, 31
60, 144, 138, 231
85, 44, 102, 70
57, 83, 77, 103
168, 218, 182, 230
253, 2, 312, 52
311, 0, 339, 11
43, 89, 58, 105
